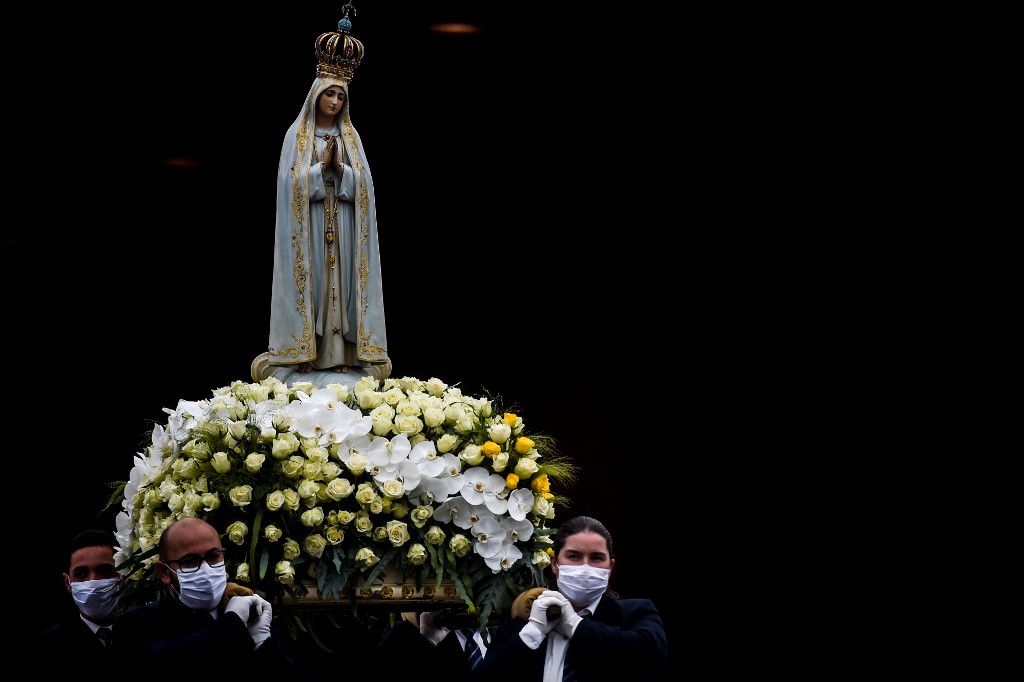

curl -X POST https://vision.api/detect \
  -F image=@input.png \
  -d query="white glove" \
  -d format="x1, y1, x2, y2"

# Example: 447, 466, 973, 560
247, 595, 273, 648
554, 597, 583, 638
419, 611, 450, 647
520, 590, 565, 647
224, 595, 258, 622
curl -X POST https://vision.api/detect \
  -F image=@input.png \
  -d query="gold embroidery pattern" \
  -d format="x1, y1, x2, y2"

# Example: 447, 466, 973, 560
273, 111, 314, 360
340, 118, 386, 361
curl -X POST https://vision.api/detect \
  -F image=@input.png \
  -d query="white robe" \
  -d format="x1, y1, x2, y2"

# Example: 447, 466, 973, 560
268, 77, 388, 370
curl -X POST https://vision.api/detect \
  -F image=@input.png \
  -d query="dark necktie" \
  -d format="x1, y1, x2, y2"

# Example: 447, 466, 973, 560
563, 610, 589, 682
97, 626, 112, 648
562, 644, 577, 682
462, 629, 483, 670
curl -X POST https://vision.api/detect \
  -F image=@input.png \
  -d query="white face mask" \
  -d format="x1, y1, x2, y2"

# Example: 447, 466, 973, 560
70, 577, 121, 620
556, 563, 611, 609
173, 562, 227, 611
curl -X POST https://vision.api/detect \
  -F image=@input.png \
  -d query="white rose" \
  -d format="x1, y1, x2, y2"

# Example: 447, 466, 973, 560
382, 387, 405, 406
371, 414, 394, 437
353, 512, 374, 535
424, 377, 447, 397
297, 479, 320, 500
201, 493, 220, 512
228, 485, 253, 507
272, 433, 300, 459
460, 444, 485, 466
345, 452, 369, 475
406, 543, 428, 566
321, 462, 341, 480
424, 525, 446, 546
282, 455, 305, 478
211, 452, 231, 474
302, 461, 323, 480
513, 457, 539, 478
325, 526, 345, 545
303, 533, 327, 559
301, 507, 325, 527
487, 422, 512, 444
265, 525, 283, 542
397, 376, 423, 393
244, 453, 266, 473
357, 390, 384, 410
229, 421, 248, 441
386, 520, 410, 547
305, 446, 329, 464
395, 400, 421, 417
275, 561, 296, 584
225, 521, 248, 545
355, 547, 379, 568
325, 477, 354, 501
391, 409, 423, 436
436, 433, 460, 454
491, 452, 509, 472
380, 479, 405, 499
422, 406, 445, 428
282, 489, 300, 510
324, 382, 352, 403
266, 490, 286, 512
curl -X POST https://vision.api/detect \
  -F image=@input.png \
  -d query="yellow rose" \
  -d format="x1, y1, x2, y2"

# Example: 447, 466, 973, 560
514, 436, 534, 455
505, 473, 520, 488
482, 441, 501, 458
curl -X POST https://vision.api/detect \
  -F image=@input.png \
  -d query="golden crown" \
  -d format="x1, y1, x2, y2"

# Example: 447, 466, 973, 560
316, 3, 365, 82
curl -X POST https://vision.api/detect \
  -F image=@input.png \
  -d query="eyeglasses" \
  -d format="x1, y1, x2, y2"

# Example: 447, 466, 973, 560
163, 549, 226, 574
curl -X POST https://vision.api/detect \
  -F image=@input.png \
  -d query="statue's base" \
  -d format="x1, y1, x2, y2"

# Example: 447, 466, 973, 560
251, 352, 391, 389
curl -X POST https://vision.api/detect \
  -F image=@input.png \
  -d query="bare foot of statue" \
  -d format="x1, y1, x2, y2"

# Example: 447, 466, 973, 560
333, 365, 349, 373
298, 363, 313, 373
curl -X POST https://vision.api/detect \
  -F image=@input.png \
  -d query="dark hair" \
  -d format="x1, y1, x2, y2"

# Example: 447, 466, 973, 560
552, 515, 614, 559
67, 529, 116, 570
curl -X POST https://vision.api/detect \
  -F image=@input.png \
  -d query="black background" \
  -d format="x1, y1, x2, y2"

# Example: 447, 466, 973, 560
3, 2, 738, 673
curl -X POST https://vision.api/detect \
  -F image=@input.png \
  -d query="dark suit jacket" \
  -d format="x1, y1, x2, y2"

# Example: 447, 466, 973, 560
32, 615, 114, 672
114, 597, 310, 678
372, 619, 474, 682
472, 595, 669, 682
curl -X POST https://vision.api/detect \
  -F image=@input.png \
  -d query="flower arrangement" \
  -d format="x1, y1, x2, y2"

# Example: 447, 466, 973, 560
110, 374, 576, 627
